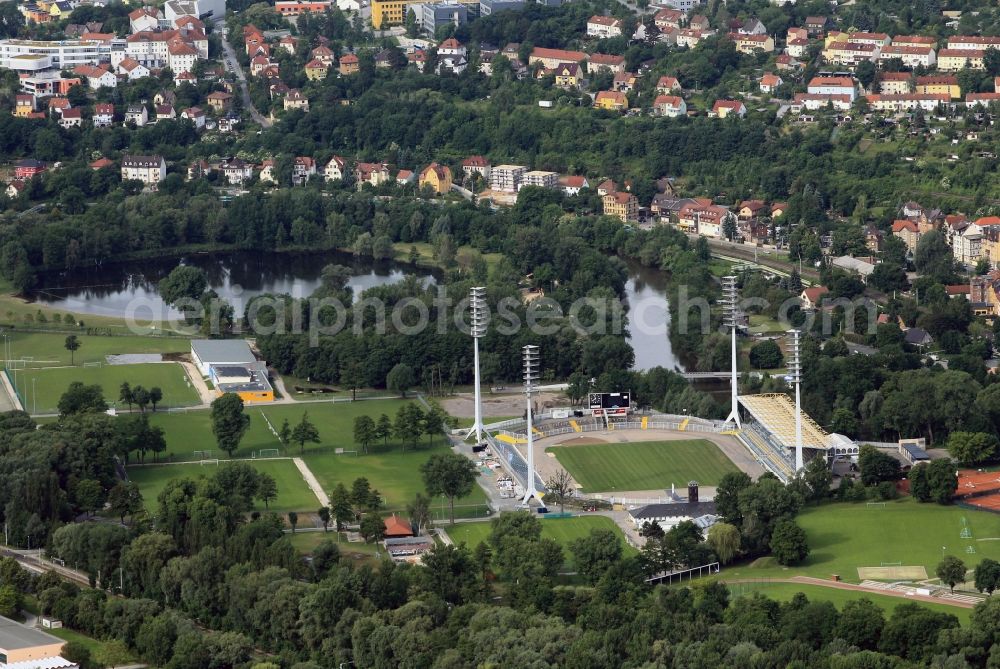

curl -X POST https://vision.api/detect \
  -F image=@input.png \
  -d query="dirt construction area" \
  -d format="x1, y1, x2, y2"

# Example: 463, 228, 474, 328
515, 429, 766, 501
441, 391, 564, 420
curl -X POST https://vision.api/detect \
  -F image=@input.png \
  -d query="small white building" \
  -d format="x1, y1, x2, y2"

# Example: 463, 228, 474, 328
190, 339, 257, 376
121, 154, 167, 184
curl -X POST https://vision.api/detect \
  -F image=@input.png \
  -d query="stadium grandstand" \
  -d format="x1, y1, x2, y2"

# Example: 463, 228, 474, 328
737, 393, 858, 481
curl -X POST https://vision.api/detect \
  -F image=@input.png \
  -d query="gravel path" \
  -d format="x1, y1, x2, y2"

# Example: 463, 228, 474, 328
293, 457, 330, 508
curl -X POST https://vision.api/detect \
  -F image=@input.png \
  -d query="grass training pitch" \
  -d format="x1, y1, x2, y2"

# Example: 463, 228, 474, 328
13, 362, 200, 414
546, 439, 739, 492
127, 460, 321, 513
3, 331, 191, 368
723, 498, 1000, 583
446, 515, 637, 566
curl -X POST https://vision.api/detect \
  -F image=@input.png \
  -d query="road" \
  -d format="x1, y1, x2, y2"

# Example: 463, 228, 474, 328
219, 32, 271, 128
699, 236, 821, 284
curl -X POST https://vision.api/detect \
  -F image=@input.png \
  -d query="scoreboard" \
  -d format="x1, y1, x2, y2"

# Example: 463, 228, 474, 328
588, 392, 631, 416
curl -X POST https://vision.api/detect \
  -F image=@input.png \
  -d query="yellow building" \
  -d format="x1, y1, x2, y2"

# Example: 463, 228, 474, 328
915, 76, 961, 99
553, 63, 579, 87
14, 95, 35, 117
733, 34, 774, 54
304, 58, 328, 80
603, 192, 638, 222
594, 90, 628, 111
419, 162, 452, 194
371, 0, 415, 28
938, 48, 985, 71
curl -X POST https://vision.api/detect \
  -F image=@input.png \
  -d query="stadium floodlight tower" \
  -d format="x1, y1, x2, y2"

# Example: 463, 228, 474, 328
466, 286, 487, 444
787, 328, 804, 472
722, 275, 741, 428
521, 344, 541, 506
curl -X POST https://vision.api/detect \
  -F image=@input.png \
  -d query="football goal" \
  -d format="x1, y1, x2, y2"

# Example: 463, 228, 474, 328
334, 448, 358, 456
866, 502, 886, 509
200, 459, 220, 466
256, 449, 280, 458
83, 361, 102, 368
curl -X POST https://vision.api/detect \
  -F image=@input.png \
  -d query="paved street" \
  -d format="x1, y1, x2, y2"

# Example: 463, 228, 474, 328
219, 30, 271, 128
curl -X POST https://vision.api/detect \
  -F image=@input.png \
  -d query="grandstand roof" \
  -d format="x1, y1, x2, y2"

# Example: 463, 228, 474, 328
739, 393, 830, 451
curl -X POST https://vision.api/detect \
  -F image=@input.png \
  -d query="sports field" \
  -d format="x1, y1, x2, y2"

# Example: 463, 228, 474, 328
446, 515, 637, 566
12, 362, 200, 414
302, 443, 491, 520
723, 499, 1000, 583
127, 460, 321, 513
728, 582, 971, 625
546, 439, 739, 492
147, 399, 414, 461
3, 331, 192, 367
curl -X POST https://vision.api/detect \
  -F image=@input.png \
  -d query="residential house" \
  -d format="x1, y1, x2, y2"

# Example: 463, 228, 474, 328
786, 38, 810, 58
14, 159, 46, 179
947, 36, 1000, 50
124, 104, 148, 126
520, 170, 558, 190
805, 16, 832, 35
594, 90, 628, 111
759, 73, 782, 94
355, 162, 391, 189
587, 15, 623, 39
712, 100, 746, 118
737, 200, 767, 220
552, 63, 580, 87
688, 14, 710, 30
396, 169, 415, 186
953, 228, 983, 265
311, 45, 334, 65
915, 75, 960, 99
891, 219, 922, 254
731, 33, 774, 54
677, 200, 733, 237
491, 165, 526, 192
259, 159, 276, 184
278, 36, 297, 54
786, 27, 808, 42
893, 35, 937, 48
117, 57, 150, 80
966, 92, 1000, 108
793, 93, 852, 111
822, 41, 880, 66
603, 191, 638, 222
613, 72, 638, 92
807, 76, 856, 101
589, 53, 626, 74
865, 93, 949, 113
878, 44, 936, 69
93, 102, 114, 127
154, 90, 176, 107
73, 65, 116, 89
559, 175, 589, 195
938, 48, 984, 71
461, 156, 491, 181
167, 41, 198, 74
864, 225, 884, 252
284, 89, 309, 112
652, 94, 686, 117
5, 179, 26, 199
220, 157, 254, 185
419, 162, 453, 194
339, 53, 359, 75
58, 107, 82, 128
292, 156, 316, 185
48, 98, 71, 117
305, 59, 328, 80
676, 29, 712, 48
121, 154, 166, 184
14, 95, 35, 118
656, 75, 681, 93
800, 286, 829, 310
129, 7, 160, 33
155, 104, 176, 121
738, 17, 766, 34
878, 72, 912, 95
528, 47, 587, 68
206, 91, 233, 112
188, 159, 211, 179
654, 8, 684, 31
324, 155, 347, 181
181, 106, 205, 128
770, 202, 787, 218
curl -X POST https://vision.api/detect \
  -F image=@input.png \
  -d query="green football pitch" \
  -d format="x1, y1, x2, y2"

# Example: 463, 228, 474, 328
546, 439, 740, 492
12, 362, 200, 414
722, 498, 1000, 583
127, 459, 321, 513
446, 515, 637, 567
3, 331, 192, 367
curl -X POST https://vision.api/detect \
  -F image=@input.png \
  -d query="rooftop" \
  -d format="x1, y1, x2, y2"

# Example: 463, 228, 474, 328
191, 339, 256, 364
0, 616, 64, 652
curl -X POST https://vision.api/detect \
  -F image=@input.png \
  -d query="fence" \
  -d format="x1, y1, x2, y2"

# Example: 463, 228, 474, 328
483, 431, 548, 495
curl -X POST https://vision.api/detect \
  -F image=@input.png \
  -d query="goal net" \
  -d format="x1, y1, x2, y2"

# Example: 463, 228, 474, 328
200, 459, 220, 466
257, 449, 280, 458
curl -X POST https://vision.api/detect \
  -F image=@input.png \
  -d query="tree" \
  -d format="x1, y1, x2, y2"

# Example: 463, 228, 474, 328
545, 469, 574, 514
58, 382, 107, 415
715, 471, 752, 524
722, 216, 737, 241
119, 382, 134, 412
706, 522, 741, 564
569, 529, 623, 584
749, 340, 783, 369
421, 453, 478, 524
211, 393, 250, 457
317, 506, 331, 532
359, 513, 385, 542
858, 444, 901, 485
926, 458, 958, 504
803, 455, 832, 501
329, 483, 353, 530
353, 415, 377, 453
148, 387, 162, 412
279, 418, 291, 445
291, 412, 320, 454
947, 431, 999, 466
936, 555, 966, 592
386, 363, 416, 397
132, 386, 150, 413
914, 230, 956, 282
909, 463, 931, 502
855, 59, 877, 89
407, 493, 431, 535
769, 519, 809, 565
974, 557, 1000, 594
0, 585, 22, 618
287, 511, 298, 533
107, 481, 142, 524
257, 473, 277, 509
93, 640, 132, 669
74, 479, 105, 518
158, 265, 208, 308
376, 413, 393, 445
64, 335, 81, 365
835, 598, 885, 650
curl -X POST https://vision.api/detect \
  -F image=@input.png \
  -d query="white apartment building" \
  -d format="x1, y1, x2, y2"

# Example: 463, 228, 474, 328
520, 170, 559, 190
121, 154, 167, 184
490, 164, 526, 192
0, 39, 111, 70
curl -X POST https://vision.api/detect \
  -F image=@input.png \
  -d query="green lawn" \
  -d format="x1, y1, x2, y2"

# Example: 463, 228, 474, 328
729, 582, 971, 625
127, 459, 321, 513
3, 331, 192, 367
302, 443, 491, 520
722, 499, 1000, 584
12, 362, 200, 414
546, 440, 739, 493
446, 515, 637, 567
145, 399, 415, 461
48, 626, 138, 661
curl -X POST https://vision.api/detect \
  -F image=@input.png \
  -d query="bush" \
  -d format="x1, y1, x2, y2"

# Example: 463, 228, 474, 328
749, 340, 784, 369
872, 481, 898, 501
